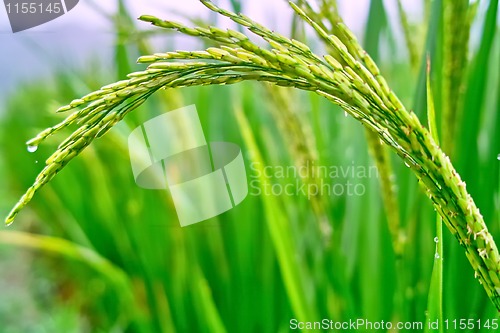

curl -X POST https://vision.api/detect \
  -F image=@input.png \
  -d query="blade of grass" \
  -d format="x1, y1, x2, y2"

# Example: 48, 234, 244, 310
441, 0, 471, 155
114, 0, 135, 79
235, 105, 320, 324
413, 0, 443, 119
396, 0, 419, 71
401, 2, 443, 319
0, 230, 139, 331
457, 0, 498, 181
190, 263, 227, 333
363, 0, 402, 257
449, 0, 499, 319
362, 1, 406, 323
424, 59, 443, 333
264, 84, 331, 237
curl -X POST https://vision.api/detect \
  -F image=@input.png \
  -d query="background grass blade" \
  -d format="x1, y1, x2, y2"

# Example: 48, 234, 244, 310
1, 1, 499, 331
424, 60, 443, 333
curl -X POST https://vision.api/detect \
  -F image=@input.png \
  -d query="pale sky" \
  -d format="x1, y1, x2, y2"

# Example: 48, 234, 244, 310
0, 0, 423, 100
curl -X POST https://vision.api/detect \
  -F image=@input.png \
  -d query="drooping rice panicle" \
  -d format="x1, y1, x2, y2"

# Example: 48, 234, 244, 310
5, 0, 500, 311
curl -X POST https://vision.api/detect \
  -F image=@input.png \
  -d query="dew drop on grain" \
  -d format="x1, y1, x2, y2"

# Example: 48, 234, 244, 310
497, 154, 500, 160
435, 253, 440, 259
27, 145, 38, 153
434, 237, 439, 243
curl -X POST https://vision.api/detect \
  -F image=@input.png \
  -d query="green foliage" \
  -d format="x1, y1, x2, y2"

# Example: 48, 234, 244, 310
1, 0, 499, 332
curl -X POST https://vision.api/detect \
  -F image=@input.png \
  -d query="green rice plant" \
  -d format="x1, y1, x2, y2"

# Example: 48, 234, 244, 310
0, 230, 137, 329
4, 0, 500, 313
441, 0, 475, 155
292, 0, 403, 257
424, 59, 444, 333
396, 0, 420, 71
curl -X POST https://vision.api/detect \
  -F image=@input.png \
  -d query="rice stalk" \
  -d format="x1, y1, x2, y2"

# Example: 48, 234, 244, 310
4, 0, 500, 310
396, 0, 419, 71
294, 0, 403, 256
235, 106, 321, 323
263, 84, 332, 239
0, 230, 138, 329
424, 59, 444, 332
441, 0, 472, 154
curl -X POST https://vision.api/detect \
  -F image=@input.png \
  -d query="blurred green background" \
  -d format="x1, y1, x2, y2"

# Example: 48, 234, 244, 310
0, 0, 499, 332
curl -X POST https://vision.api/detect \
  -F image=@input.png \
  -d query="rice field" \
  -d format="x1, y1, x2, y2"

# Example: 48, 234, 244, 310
0, 0, 499, 332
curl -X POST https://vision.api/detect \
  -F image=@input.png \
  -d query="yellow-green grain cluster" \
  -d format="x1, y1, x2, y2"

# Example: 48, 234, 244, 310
5, 0, 500, 310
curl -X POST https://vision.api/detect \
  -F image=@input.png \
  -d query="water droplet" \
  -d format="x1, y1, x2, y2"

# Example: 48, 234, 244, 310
35, 160, 39, 164
435, 253, 440, 259
497, 154, 500, 161
404, 161, 411, 168
344, 111, 348, 117
27, 145, 38, 153
434, 237, 439, 243
5, 215, 14, 226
